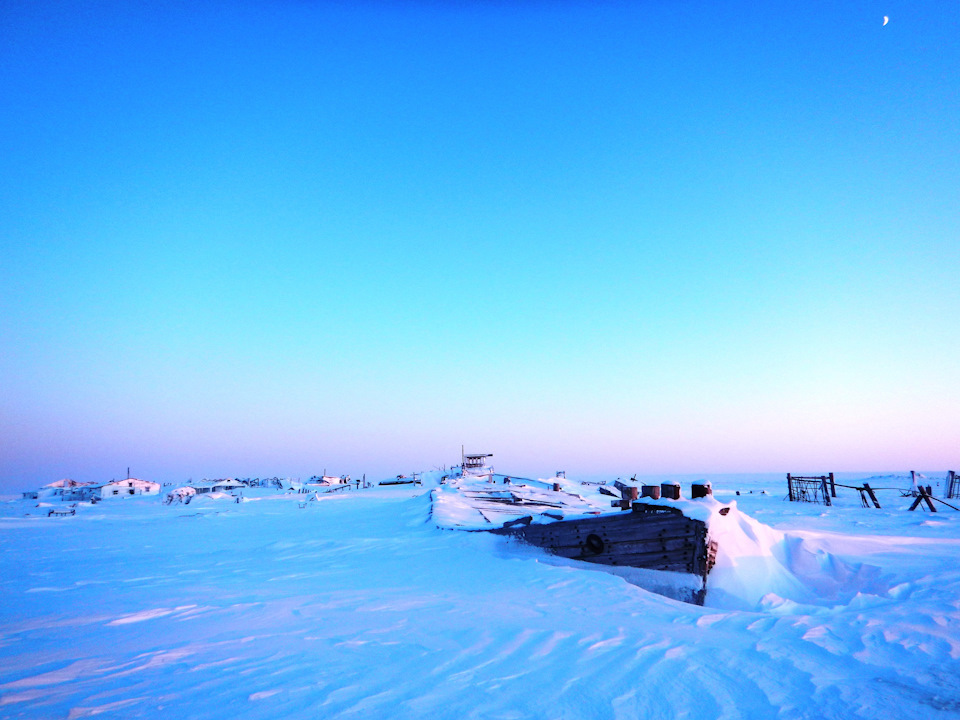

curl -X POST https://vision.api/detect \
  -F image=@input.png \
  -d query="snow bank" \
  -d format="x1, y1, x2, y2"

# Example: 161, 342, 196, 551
706, 501, 887, 611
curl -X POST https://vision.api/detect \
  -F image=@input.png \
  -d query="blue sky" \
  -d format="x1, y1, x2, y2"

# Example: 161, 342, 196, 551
1, 1, 958, 488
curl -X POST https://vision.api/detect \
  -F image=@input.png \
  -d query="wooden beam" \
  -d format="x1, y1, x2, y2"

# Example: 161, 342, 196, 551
863, 483, 881, 509
909, 488, 937, 512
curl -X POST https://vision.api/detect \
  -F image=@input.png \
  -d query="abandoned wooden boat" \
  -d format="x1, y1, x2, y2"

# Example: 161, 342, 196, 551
491, 502, 718, 605
431, 473, 723, 605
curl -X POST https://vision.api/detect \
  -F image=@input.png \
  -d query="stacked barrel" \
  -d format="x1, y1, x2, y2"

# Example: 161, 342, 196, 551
613, 481, 712, 509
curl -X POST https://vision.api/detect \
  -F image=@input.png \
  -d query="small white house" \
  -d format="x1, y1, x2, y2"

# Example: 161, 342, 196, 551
96, 478, 161, 499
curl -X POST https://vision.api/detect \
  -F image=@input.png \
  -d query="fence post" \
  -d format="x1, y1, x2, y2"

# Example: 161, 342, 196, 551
821, 477, 832, 506
909, 488, 937, 512
829, 472, 836, 498
787, 473, 794, 502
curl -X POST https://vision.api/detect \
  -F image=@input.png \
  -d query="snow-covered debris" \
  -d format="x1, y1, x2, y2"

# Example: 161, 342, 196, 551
164, 486, 197, 504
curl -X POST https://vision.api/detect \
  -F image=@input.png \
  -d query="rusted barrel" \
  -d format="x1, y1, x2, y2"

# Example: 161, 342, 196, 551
626, 486, 639, 500
553, 482, 561, 492
641, 484, 661, 499
691, 483, 712, 499
661, 482, 681, 500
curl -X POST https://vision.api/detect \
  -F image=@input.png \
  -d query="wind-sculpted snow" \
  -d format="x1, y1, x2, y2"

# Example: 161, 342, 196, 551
0, 476, 958, 719
705, 501, 892, 611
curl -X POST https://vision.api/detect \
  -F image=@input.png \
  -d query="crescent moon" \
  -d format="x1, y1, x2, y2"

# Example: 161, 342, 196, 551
883, 16, 889, 26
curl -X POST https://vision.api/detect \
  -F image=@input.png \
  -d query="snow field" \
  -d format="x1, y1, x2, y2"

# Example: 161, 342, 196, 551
0, 474, 958, 719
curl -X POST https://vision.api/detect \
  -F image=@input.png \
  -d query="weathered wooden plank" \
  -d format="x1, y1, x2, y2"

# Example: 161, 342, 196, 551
608, 557, 697, 572
630, 503, 686, 516
531, 519, 694, 535
517, 519, 700, 543
520, 518, 700, 538
526, 546, 699, 568
515, 534, 700, 554
514, 533, 697, 553
524, 540, 699, 565
581, 547, 701, 568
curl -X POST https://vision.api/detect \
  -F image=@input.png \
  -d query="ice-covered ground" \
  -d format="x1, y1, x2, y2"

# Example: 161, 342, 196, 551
1, 472, 958, 719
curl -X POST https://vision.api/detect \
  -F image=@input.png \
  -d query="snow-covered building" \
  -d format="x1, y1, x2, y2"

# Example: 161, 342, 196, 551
188, 479, 245, 495
308, 475, 350, 486
95, 478, 161, 499
37, 479, 97, 501
212, 479, 245, 492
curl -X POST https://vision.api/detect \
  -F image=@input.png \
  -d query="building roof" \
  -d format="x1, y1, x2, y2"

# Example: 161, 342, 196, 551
102, 478, 159, 488
43, 479, 95, 489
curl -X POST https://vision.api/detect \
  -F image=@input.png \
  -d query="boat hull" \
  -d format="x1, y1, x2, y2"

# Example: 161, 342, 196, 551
492, 503, 716, 603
